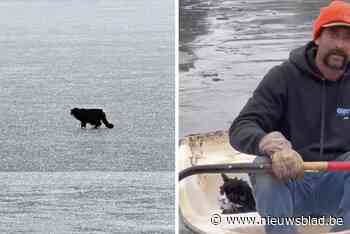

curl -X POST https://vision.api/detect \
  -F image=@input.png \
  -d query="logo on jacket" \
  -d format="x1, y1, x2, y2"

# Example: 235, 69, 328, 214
336, 108, 350, 119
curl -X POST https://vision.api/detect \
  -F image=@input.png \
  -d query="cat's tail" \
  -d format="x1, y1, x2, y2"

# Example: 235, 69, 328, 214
101, 112, 114, 128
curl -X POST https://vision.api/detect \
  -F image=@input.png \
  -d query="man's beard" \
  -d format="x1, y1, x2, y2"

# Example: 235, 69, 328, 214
323, 48, 348, 70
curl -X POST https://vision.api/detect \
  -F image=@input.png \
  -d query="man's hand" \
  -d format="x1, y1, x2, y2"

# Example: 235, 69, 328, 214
259, 131, 303, 181
271, 149, 304, 181
259, 131, 292, 156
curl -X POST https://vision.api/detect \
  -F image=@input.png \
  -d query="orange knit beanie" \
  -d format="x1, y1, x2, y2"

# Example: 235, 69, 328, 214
313, 0, 350, 41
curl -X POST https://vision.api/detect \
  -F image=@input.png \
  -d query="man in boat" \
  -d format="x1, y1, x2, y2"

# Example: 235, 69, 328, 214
229, 1, 350, 233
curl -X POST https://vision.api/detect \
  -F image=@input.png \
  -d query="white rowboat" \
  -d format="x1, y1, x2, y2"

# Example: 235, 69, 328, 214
178, 130, 333, 234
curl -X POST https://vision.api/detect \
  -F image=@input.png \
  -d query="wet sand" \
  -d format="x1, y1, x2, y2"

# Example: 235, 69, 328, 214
179, 0, 328, 233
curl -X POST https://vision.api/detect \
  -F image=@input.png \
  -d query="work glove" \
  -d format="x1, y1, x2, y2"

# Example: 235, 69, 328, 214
270, 149, 304, 181
259, 131, 304, 181
259, 131, 292, 156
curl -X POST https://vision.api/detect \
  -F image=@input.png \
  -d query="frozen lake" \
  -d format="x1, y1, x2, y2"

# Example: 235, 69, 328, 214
0, 0, 174, 171
0, 171, 173, 233
0, 0, 174, 233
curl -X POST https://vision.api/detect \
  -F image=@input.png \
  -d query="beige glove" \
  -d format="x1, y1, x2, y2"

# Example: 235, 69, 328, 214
259, 131, 292, 156
271, 149, 304, 181
259, 131, 303, 181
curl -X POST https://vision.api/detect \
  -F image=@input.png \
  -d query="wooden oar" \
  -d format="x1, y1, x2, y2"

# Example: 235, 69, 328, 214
179, 161, 350, 181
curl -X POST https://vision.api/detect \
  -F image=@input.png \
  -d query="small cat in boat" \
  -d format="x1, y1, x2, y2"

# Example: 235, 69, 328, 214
218, 174, 256, 214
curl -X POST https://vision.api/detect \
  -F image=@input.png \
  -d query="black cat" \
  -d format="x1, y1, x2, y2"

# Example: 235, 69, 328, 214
219, 174, 256, 214
70, 108, 114, 129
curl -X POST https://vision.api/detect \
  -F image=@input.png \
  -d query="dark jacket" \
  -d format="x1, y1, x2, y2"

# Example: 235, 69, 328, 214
229, 41, 350, 161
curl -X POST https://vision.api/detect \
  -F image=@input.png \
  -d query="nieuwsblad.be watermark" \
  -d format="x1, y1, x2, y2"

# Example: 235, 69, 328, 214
210, 213, 344, 226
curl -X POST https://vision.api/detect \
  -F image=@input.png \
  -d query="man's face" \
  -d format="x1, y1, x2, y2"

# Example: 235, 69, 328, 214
316, 26, 350, 70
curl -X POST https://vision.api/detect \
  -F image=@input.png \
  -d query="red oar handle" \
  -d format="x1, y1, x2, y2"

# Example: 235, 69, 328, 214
327, 162, 350, 171
303, 162, 350, 172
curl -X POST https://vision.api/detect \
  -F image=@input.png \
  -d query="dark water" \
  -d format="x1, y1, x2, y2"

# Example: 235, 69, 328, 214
179, 0, 329, 233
